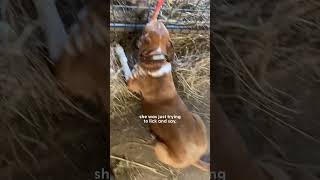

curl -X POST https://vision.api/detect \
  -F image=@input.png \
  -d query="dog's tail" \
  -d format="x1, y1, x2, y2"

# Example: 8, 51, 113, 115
193, 160, 210, 172
151, 0, 165, 22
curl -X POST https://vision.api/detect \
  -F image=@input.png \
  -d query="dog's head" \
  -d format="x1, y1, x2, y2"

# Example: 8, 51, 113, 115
137, 21, 174, 62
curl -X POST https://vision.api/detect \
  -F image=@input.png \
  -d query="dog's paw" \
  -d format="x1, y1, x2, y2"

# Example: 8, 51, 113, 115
131, 64, 146, 79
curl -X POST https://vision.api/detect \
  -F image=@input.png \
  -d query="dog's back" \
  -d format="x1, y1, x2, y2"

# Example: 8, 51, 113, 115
148, 97, 208, 169
128, 60, 209, 170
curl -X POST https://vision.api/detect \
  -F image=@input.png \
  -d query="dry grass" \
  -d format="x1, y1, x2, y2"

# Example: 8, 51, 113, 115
214, 0, 320, 141
0, 0, 105, 178
214, 0, 320, 178
4, 0, 320, 179
111, 0, 210, 30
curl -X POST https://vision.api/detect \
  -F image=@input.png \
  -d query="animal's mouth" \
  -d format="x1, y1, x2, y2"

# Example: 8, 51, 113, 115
142, 53, 167, 61
141, 48, 167, 61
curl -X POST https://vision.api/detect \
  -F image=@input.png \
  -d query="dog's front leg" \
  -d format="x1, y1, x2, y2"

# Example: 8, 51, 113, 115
127, 78, 141, 94
127, 64, 147, 94
115, 44, 141, 94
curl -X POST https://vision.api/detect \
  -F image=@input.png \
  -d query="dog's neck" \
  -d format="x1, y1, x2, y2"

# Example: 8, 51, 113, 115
147, 63, 171, 77
138, 61, 172, 78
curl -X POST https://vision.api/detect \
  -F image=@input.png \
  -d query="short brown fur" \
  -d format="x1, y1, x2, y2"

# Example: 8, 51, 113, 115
128, 20, 209, 171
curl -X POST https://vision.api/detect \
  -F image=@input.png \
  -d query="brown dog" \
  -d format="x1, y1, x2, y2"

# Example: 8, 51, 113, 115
117, 18, 209, 171
33, 0, 108, 109
54, 0, 108, 108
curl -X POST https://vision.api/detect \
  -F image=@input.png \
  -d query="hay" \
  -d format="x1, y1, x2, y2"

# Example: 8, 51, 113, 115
214, 0, 320, 178
214, 0, 320, 143
111, 0, 210, 30
0, 1, 107, 178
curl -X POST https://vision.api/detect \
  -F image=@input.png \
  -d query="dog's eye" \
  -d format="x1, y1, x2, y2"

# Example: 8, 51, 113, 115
142, 33, 151, 43
144, 37, 151, 43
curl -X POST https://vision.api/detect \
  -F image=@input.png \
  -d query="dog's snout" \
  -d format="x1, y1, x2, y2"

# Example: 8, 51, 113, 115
148, 47, 163, 55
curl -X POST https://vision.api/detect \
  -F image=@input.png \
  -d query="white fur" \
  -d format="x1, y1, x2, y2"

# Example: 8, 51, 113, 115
155, 47, 162, 54
148, 63, 172, 77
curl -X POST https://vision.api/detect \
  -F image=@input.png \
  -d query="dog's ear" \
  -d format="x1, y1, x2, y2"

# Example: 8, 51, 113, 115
166, 40, 175, 62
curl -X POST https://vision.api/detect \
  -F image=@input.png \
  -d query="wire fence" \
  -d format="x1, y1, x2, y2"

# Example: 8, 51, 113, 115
110, 0, 210, 33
